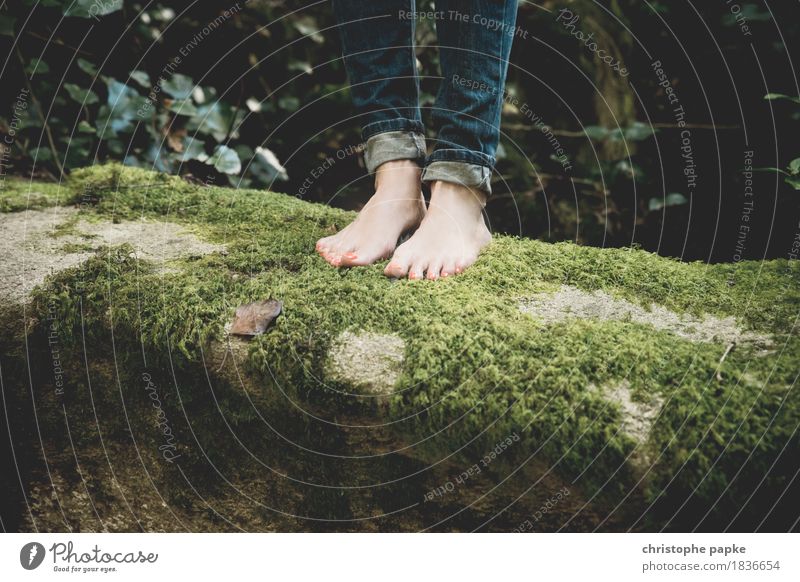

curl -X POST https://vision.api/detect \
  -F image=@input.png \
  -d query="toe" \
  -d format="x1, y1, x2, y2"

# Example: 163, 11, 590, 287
316, 235, 336, 253
441, 258, 457, 278
426, 259, 442, 280
384, 254, 411, 278
408, 261, 425, 280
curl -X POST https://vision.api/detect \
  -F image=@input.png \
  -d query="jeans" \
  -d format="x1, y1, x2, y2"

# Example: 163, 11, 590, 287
332, 0, 518, 195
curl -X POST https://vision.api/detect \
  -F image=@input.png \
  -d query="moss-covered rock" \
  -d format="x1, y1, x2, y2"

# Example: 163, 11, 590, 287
2, 163, 798, 532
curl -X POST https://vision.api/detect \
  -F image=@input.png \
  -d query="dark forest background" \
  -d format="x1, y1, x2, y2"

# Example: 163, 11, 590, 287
1, 0, 798, 262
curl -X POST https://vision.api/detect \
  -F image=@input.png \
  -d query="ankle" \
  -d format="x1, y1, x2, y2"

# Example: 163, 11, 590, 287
429, 180, 487, 212
375, 159, 421, 188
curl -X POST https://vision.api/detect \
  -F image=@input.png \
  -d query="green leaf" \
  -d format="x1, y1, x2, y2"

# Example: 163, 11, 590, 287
30, 147, 52, 161
764, 93, 800, 105
77, 120, 96, 134
0, 14, 17, 36
25, 58, 49, 75
785, 176, 800, 190
288, 61, 313, 75
277, 96, 300, 112
189, 101, 240, 141
649, 192, 688, 211
249, 146, 288, 183
129, 70, 151, 89
179, 137, 207, 162
292, 16, 324, 43
77, 58, 97, 76
166, 99, 199, 117
64, 83, 99, 105
722, 4, 771, 26
623, 121, 656, 141
64, 0, 123, 19
584, 126, 610, 140
204, 145, 241, 174
97, 78, 149, 137
788, 158, 800, 175
162, 73, 195, 99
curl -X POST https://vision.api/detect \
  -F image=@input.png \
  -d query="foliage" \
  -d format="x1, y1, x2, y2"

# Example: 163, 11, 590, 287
1, 1, 798, 258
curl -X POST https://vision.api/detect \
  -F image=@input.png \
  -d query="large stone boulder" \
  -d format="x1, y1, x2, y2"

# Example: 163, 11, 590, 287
1, 164, 798, 532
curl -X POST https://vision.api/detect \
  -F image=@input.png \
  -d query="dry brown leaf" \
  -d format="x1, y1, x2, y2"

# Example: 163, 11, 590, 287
229, 299, 282, 337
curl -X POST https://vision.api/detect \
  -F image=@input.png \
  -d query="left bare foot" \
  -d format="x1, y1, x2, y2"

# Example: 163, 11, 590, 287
384, 180, 491, 280
316, 159, 425, 267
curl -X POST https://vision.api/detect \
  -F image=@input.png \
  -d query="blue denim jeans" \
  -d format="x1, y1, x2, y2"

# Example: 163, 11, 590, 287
333, 0, 518, 195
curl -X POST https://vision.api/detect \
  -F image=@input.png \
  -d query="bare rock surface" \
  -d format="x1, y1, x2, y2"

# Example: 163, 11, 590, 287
519, 285, 770, 346
326, 331, 406, 395
0, 207, 224, 302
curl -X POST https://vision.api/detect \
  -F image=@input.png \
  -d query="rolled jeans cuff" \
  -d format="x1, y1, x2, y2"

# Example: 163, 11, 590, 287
363, 128, 427, 174
421, 161, 493, 196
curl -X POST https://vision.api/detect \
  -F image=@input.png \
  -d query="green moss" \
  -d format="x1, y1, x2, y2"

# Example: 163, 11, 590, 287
24, 163, 800, 527
0, 176, 68, 212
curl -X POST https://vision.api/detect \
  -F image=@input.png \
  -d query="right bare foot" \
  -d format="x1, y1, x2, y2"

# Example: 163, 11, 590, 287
316, 159, 425, 267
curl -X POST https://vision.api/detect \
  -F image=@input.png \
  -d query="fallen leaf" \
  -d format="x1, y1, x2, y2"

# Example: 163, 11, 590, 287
229, 299, 282, 337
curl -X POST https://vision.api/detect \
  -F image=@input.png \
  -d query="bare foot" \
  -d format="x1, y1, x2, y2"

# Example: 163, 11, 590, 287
384, 180, 491, 280
316, 160, 425, 267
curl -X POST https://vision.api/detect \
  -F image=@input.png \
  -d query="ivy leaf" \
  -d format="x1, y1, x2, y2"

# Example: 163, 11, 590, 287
788, 158, 800, 176
64, 0, 123, 18
144, 144, 172, 173
764, 93, 800, 105
249, 146, 288, 183
129, 70, 151, 89
623, 122, 656, 141
25, 58, 49, 75
292, 16, 324, 44
77, 120, 96, 134
77, 58, 97, 76
178, 137, 207, 162
278, 96, 300, 112
288, 61, 313, 75
190, 101, 240, 141
0, 14, 17, 36
64, 83, 99, 105
203, 145, 241, 174
97, 78, 148, 137
785, 176, 800, 190
584, 125, 610, 140
165, 98, 199, 117
649, 193, 688, 211
162, 73, 195, 99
